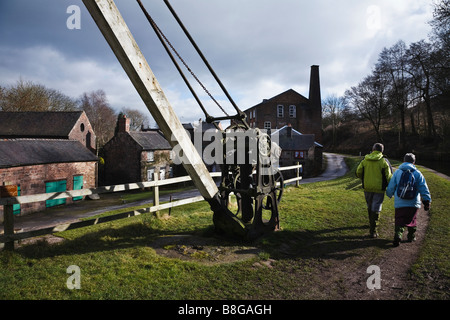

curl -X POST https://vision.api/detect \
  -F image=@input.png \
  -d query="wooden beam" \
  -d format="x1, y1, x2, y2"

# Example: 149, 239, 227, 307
0, 173, 221, 206
3, 205, 14, 250
82, 0, 218, 200
0, 195, 206, 244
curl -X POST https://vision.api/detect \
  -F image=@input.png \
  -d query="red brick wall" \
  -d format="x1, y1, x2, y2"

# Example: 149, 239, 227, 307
0, 161, 97, 218
69, 112, 97, 153
245, 90, 322, 143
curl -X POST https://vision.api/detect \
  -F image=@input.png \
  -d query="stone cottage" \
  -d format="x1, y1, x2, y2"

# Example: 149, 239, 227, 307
102, 115, 173, 185
272, 125, 323, 178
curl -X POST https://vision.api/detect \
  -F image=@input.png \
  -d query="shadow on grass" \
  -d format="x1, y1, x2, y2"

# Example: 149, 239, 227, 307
16, 217, 392, 263
262, 225, 392, 260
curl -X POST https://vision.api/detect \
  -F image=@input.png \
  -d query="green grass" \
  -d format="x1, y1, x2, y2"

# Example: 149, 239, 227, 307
0, 157, 448, 300
407, 168, 450, 299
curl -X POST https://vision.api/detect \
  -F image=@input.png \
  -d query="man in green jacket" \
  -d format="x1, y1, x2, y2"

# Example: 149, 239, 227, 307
356, 143, 393, 238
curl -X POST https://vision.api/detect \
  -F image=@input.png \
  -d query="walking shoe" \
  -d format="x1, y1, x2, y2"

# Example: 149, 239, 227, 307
407, 234, 416, 242
393, 237, 401, 247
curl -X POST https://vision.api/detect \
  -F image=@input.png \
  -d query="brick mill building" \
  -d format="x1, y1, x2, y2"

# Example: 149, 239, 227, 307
243, 65, 323, 175
0, 111, 98, 219
244, 66, 322, 142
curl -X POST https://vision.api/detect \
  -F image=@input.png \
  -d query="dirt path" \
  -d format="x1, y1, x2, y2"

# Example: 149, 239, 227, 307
339, 206, 430, 299
341, 166, 448, 299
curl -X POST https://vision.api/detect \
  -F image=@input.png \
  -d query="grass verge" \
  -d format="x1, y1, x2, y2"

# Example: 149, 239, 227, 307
0, 157, 448, 300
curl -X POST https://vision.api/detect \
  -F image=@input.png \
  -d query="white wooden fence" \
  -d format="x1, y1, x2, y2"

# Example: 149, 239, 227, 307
0, 164, 301, 250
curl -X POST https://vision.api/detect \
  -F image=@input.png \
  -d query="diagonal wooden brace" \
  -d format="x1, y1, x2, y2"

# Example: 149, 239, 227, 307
82, 0, 247, 237
82, 0, 218, 199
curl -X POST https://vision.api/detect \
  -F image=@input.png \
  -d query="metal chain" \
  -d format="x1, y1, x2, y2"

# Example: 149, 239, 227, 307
146, 13, 230, 117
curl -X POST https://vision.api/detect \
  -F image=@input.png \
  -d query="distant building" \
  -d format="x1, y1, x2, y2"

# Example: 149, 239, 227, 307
102, 115, 173, 185
242, 65, 323, 144
0, 111, 96, 153
180, 121, 222, 174
0, 111, 98, 220
241, 65, 323, 176
272, 125, 323, 178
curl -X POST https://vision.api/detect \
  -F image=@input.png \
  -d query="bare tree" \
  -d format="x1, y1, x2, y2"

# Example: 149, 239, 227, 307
79, 90, 117, 150
430, 0, 450, 104
120, 107, 150, 131
322, 94, 346, 148
430, 0, 450, 48
405, 40, 440, 138
0, 79, 77, 111
345, 67, 391, 142
376, 41, 414, 146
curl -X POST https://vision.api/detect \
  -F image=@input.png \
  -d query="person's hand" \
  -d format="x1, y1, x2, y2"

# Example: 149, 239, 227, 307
422, 200, 430, 211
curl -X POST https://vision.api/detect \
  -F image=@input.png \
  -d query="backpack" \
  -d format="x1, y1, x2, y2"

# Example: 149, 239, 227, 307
397, 169, 418, 199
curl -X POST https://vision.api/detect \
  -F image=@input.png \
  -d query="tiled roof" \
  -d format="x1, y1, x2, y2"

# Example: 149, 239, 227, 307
0, 111, 83, 138
246, 89, 308, 111
272, 125, 321, 150
128, 131, 172, 150
0, 139, 98, 168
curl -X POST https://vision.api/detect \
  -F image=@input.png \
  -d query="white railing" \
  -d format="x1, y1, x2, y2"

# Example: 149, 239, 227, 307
0, 164, 301, 250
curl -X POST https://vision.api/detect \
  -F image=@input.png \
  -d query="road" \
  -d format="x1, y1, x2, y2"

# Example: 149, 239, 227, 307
6, 153, 348, 232
298, 152, 348, 184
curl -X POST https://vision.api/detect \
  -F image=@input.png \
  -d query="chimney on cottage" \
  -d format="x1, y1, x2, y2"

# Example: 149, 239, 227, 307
117, 114, 130, 133
287, 123, 292, 138
308, 65, 322, 143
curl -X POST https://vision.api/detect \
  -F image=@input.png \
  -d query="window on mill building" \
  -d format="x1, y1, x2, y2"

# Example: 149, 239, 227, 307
277, 105, 284, 118
289, 105, 296, 118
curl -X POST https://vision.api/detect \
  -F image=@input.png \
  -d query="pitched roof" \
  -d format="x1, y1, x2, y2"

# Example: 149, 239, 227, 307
265, 89, 308, 102
128, 131, 172, 150
183, 122, 218, 132
245, 89, 308, 111
272, 125, 323, 150
0, 139, 98, 168
0, 111, 83, 138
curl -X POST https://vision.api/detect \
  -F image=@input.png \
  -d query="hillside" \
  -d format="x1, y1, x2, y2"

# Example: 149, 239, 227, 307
322, 117, 450, 162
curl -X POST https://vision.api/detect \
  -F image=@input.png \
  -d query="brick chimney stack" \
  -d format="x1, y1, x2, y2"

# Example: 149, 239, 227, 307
118, 114, 130, 133
287, 123, 292, 138
308, 65, 322, 143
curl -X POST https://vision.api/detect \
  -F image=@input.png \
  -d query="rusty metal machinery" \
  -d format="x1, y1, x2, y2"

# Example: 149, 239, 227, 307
214, 126, 284, 239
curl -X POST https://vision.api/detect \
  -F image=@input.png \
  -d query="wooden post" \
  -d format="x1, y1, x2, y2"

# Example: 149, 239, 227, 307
3, 205, 14, 251
153, 172, 160, 217
82, 0, 218, 201
1, 185, 18, 251
296, 162, 300, 187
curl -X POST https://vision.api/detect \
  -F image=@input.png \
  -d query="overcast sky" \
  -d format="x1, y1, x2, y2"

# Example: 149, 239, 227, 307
0, 0, 435, 125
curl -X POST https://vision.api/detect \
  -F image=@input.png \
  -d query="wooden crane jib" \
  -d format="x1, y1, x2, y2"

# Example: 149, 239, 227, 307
82, 0, 283, 239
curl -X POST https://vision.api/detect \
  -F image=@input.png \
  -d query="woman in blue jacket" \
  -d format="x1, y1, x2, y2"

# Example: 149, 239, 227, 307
386, 153, 431, 247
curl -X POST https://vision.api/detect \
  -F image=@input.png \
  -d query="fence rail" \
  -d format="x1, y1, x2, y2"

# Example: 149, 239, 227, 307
0, 164, 301, 250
